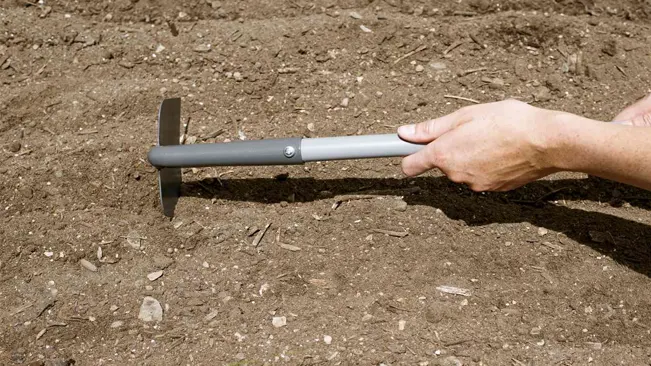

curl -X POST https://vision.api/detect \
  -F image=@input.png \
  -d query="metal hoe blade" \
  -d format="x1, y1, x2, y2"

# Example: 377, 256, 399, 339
157, 98, 182, 217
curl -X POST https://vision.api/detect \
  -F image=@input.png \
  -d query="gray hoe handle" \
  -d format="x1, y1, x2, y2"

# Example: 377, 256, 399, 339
147, 134, 425, 168
148, 138, 304, 167
301, 134, 424, 162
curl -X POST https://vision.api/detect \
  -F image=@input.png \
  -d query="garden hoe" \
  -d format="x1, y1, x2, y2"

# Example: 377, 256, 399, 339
147, 98, 426, 217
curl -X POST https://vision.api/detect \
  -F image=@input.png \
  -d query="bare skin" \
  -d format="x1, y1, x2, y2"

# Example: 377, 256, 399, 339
398, 96, 651, 192
612, 93, 651, 127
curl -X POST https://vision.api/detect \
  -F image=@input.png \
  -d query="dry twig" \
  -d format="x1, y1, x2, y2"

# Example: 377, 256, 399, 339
394, 45, 427, 64
372, 229, 409, 238
444, 95, 480, 104
252, 223, 271, 247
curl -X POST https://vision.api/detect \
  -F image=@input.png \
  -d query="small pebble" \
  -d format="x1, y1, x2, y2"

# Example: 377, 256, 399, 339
360, 25, 372, 33
205, 310, 219, 321
138, 296, 163, 322
349, 11, 362, 19
398, 319, 406, 331
7, 141, 21, 153
147, 270, 163, 281
272, 316, 287, 328
110, 305, 119, 312
415, 65, 424, 72
440, 356, 462, 366
110, 321, 123, 328
324, 335, 332, 345
538, 227, 549, 236
193, 44, 211, 53
202, 261, 210, 268
80, 259, 97, 272
126, 231, 142, 250
430, 62, 447, 70
20, 187, 33, 199
586, 341, 602, 350
394, 199, 408, 212
233, 72, 243, 81
340, 97, 349, 107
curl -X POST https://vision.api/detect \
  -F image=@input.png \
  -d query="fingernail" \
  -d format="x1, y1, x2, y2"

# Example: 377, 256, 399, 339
398, 124, 416, 136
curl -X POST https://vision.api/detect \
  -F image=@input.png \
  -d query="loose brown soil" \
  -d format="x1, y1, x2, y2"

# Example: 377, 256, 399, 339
1, 1, 651, 365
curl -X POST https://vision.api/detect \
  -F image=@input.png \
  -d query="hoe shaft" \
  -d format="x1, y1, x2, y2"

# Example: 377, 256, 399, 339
147, 134, 424, 168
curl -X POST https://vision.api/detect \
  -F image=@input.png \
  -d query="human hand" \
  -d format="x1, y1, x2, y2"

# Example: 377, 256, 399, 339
398, 100, 563, 192
612, 94, 651, 126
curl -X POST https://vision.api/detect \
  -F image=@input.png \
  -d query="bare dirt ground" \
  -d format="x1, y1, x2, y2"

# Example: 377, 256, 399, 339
1, 0, 651, 365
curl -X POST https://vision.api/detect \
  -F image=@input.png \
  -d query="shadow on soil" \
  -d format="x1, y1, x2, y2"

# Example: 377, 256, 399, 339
181, 175, 651, 278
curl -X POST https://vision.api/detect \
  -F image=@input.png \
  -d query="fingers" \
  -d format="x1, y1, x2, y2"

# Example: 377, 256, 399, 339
401, 142, 442, 177
630, 112, 651, 127
398, 108, 470, 143
612, 93, 651, 122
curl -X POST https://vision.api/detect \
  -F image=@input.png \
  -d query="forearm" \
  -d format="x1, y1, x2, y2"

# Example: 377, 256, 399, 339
547, 114, 651, 190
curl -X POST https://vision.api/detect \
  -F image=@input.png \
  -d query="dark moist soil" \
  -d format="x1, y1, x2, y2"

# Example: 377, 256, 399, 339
1, 0, 651, 365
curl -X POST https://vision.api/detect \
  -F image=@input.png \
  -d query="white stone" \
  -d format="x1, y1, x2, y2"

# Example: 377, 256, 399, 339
147, 270, 163, 281
272, 316, 286, 328
138, 297, 163, 322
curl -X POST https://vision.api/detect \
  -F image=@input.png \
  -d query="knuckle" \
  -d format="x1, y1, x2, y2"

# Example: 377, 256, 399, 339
643, 113, 651, 127
446, 172, 464, 184
416, 121, 434, 136
457, 105, 474, 115
427, 144, 446, 167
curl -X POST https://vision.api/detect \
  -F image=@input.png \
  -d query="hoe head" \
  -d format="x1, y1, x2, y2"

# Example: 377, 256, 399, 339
155, 98, 182, 217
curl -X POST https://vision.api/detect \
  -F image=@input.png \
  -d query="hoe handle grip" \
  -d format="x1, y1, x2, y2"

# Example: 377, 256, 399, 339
301, 134, 424, 162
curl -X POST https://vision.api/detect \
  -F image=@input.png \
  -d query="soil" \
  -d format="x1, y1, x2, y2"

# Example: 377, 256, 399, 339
1, 0, 651, 365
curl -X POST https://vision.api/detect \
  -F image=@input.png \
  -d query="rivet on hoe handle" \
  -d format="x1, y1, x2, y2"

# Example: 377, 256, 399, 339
147, 98, 426, 217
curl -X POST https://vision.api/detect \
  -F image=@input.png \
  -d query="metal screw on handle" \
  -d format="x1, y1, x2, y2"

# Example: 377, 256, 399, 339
283, 146, 296, 158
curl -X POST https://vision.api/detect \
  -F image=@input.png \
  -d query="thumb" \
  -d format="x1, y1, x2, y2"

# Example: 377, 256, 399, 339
398, 108, 470, 143
626, 112, 651, 127
612, 93, 651, 122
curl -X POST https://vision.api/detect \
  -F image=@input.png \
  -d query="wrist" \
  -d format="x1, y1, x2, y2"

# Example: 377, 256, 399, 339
535, 111, 580, 172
